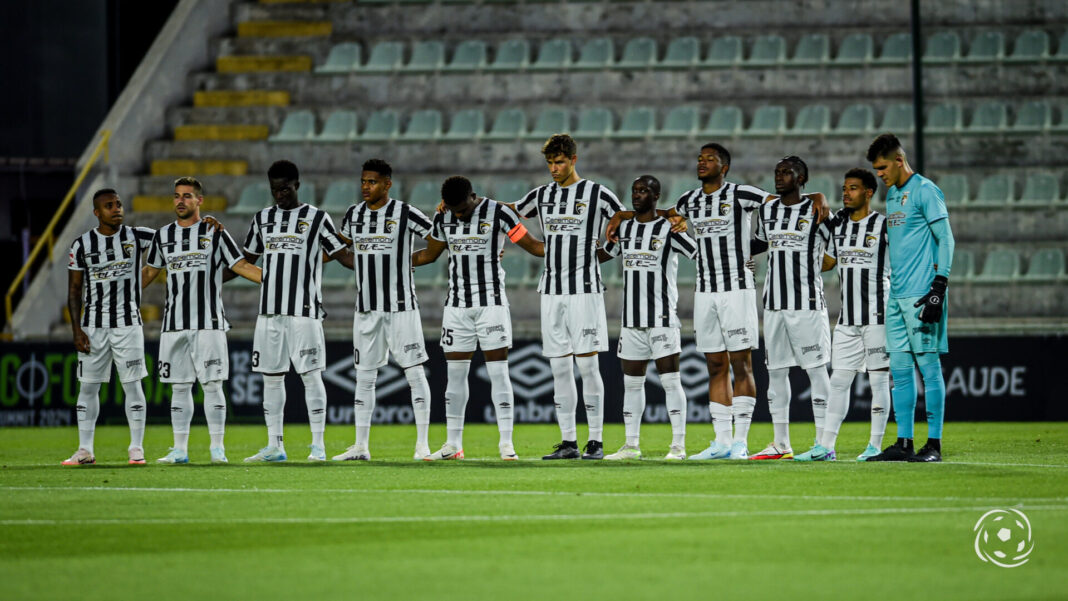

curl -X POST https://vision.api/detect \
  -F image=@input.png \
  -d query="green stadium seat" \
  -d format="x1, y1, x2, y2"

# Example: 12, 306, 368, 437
443, 108, 485, 141
705, 36, 742, 66
316, 42, 361, 74
322, 180, 358, 211
412, 261, 444, 287
446, 40, 488, 71
322, 259, 354, 289
754, 255, 768, 283
973, 174, 1014, 206
617, 37, 657, 69
1023, 249, 1066, 280
408, 181, 441, 213
978, 249, 1021, 281
666, 177, 696, 204
953, 249, 976, 280
1013, 101, 1052, 131
488, 39, 530, 71
612, 106, 656, 139
880, 103, 915, 132
1019, 172, 1060, 205
585, 174, 617, 194
601, 259, 623, 286
269, 110, 315, 142
748, 35, 786, 66
656, 106, 699, 138
662, 36, 700, 68
935, 174, 969, 205
1008, 29, 1050, 62
835, 33, 874, 65
789, 104, 830, 135
485, 108, 527, 141
531, 38, 572, 70
748, 105, 786, 136
406, 41, 445, 72
574, 107, 613, 140
361, 41, 404, 73
400, 109, 443, 141
968, 101, 1008, 133
965, 31, 1005, 62
1056, 31, 1068, 62
360, 109, 400, 142
494, 178, 532, 204
703, 105, 743, 136
231, 182, 271, 216
388, 180, 404, 203
526, 107, 569, 140
926, 103, 962, 134
676, 255, 697, 286
877, 33, 913, 63
792, 33, 830, 66
753, 174, 775, 194
298, 183, 317, 206
500, 251, 533, 288
316, 110, 357, 142
805, 174, 834, 196
835, 103, 875, 134
574, 37, 614, 70
924, 31, 961, 63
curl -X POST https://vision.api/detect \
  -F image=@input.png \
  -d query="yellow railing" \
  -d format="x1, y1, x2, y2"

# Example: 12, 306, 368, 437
3, 130, 111, 339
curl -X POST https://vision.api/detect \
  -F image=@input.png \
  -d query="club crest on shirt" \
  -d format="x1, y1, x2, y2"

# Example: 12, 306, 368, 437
478, 221, 492, 234
901, 192, 909, 205
719, 202, 732, 216
384, 220, 397, 233
199, 236, 212, 249
574, 202, 587, 214
650, 238, 663, 251
121, 242, 134, 258
864, 234, 878, 247
296, 220, 311, 233
797, 218, 810, 231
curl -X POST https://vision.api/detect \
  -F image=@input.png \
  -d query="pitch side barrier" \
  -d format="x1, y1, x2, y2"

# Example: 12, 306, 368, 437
0, 336, 1062, 427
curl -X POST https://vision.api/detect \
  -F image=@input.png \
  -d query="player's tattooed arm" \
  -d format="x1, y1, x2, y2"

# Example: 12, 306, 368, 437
141, 265, 162, 288
67, 269, 89, 353
231, 259, 263, 284
412, 236, 447, 267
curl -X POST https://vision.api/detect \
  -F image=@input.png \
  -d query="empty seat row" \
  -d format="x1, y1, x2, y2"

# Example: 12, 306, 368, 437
314, 30, 1068, 74
951, 248, 1066, 282
932, 172, 1065, 206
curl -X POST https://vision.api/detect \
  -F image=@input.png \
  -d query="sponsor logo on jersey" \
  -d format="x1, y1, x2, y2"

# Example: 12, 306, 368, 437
544, 216, 583, 234
265, 234, 304, 252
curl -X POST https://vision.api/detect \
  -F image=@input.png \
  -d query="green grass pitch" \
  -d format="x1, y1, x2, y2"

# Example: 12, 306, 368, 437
2, 422, 1066, 600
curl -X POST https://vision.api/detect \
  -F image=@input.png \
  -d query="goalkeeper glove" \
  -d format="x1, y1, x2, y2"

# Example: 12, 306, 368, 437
914, 275, 948, 323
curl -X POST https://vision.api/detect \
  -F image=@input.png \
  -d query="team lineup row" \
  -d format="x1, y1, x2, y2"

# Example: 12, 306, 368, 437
61, 131, 954, 466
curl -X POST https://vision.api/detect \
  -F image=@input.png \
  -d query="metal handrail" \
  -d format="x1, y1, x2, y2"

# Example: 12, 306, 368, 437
3, 130, 111, 338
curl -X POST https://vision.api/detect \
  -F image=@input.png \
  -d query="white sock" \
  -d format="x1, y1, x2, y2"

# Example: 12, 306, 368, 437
731, 396, 756, 446
445, 361, 471, 449
301, 369, 327, 448
170, 382, 194, 452
869, 370, 891, 448
622, 374, 645, 447
122, 380, 147, 450
806, 365, 830, 445
262, 374, 286, 450
354, 368, 377, 448
405, 365, 431, 449
575, 355, 604, 442
76, 381, 101, 455
202, 380, 226, 449
550, 356, 578, 442
768, 367, 791, 449
709, 402, 733, 447
823, 369, 856, 450
661, 372, 687, 447
485, 361, 514, 446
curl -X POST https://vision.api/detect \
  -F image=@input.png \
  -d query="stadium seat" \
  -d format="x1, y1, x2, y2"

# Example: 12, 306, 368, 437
747, 105, 786, 136
321, 180, 358, 211
400, 109, 443, 141
269, 110, 315, 142
231, 182, 271, 216
322, 259, 353, 288
361, 41, 404, 73
835, 103, 875, 135
613, 106, 656, 139
485, 108, 528, 141
360, 109, 400, 142
585, 174, 617, 194
412, 261, 444, 287
1013, 101, 1052, 131
494, 178, 532, 204
408, 180, 441, 213
442, 108, 485, 141
968, 101, 1008, 133
753, 174, 775, 194
978, 249, 1021, 281
973, 174, 1014, 206
705, 36, 743, 66
531, 38, 572, 70
1023, 249, 1066, 280
1056, 31, 1068, 61
877, 32, 913, 63
703, 105, 743, 136
299, 182, 317, 206
500, 251, 533, 287
488, 39, 530, 71
574, 37, 614, 70
748, 35, 786, 66
835, 33, 874, 65
926, 103, 962, 134
880, 103, 915, 132
754, 256, 768, 283
792, 33, 830, 66
445, 40, 488, 71
965, 31, 1005, 62
656, 106, 699, 138
617, 37, 657, 69
924, 31, 962, 63
316, 42, 361, 74
805, 174, 835, 196
677, 255, 697, 286
601, 259, 623, 285
526, 107, 569, 140
1019, 172, 1060, 205
935, 174, 970, 205
789, 104, 830, 135
1008, 29, 1050, 62
666, 177, 696, 204
953, 249, 976, 280
406, 41, 445, 72
316, 110, 357, 142
574, 107, 614, 140
662, 36, 700, 68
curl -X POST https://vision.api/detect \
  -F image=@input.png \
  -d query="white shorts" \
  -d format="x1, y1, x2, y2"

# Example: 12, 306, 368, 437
253, 315, 326, 374
763, 309, 831, 370
831, 324, 890, 372
353, 309, 427, 369
617, 327, 682, 361
441, 305, 512, 353
540, 293, 609, 357
694, 289, 759, 353
77, 325, 148, 384
158, 330, 229, 383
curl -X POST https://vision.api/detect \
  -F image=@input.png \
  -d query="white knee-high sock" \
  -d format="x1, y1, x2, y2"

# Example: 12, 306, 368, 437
169, 382, 194, 452
868, 371, 891, 448
660, 371, 687, 447
806, 365, 831, 445
575, 355, 604, 442
301, 369, 327, 448
122, 380, 147, 450
622, 375, 646, 447
823, 369, 856, 450
404, 365, 431, 449
76, 382, 101, 454
201, 380, 226, 449
767, 368, 792, 449
732, 396, 757, 447
262, 374, 286, 450
550, 356, 578, 442
445, 361, 471, 449
709, 402, 733, 447
354, 368, 377, 448
485, 361, 514, 446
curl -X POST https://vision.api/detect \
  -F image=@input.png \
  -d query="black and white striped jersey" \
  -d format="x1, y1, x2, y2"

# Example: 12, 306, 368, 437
827, 211, 889, 326
243, 203, 345, 319
430, 198, 521, 308
68, 225, 155, 328
515, 179, 624, 296
603, 218, 698, 328
146, 220, 245, 332
674, 182, 768, 293
755, 198, 834, 311
340, 198, 433, 313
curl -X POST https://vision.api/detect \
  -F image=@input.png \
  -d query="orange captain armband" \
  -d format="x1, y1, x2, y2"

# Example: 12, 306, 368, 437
507, 223, 528, 243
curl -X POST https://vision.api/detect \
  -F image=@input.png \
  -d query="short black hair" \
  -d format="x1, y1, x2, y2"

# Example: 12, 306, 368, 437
844, 168, 878, 192
441, 176, 472, 206
542, 134, 577, 158
866, 133, 903, 162
173, 176, 203, 196
778, 155, 809, 186
267, 160, 299, 181
92, 188, 118, 208
700, 142, 731, 168
362, 158, 392, 179
634, 175, 661, 197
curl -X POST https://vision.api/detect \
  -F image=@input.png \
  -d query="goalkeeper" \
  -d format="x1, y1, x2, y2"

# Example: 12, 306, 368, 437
865, 134, 955, 463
